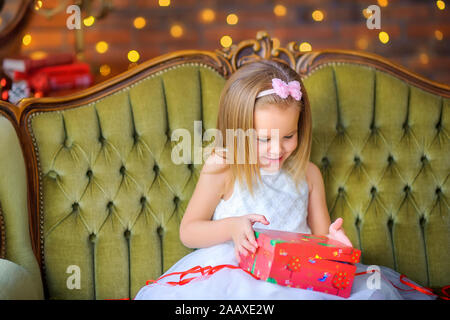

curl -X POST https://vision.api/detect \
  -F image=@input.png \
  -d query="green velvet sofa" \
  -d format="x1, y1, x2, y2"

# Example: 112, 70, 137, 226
0, 32, 448, 300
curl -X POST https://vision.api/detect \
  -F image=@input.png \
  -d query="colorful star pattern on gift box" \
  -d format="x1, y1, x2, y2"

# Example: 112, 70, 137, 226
333, 272, 350, 289
287, 256, 301, 272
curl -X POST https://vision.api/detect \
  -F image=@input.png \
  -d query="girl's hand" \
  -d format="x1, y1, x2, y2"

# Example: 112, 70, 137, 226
231, 214, 270, 262
327, 218, 353, 247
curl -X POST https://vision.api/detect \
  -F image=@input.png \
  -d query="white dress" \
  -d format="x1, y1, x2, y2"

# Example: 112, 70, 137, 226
134, 168, 434, 300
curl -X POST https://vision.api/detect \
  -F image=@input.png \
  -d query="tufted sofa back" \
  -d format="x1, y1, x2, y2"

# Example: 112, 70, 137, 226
6, 35, 449, 299
27, 63, 225, 299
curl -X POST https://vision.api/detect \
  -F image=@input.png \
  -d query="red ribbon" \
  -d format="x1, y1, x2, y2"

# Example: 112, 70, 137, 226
145, 264, 259, 287
355, 269, 450, 300
144, 264, 449, 300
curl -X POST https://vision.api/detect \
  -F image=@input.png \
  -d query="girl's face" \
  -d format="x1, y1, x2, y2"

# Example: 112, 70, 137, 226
253, 103, 300, 172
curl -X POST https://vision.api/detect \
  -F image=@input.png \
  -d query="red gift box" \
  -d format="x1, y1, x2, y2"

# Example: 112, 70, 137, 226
239, 228, 361, 298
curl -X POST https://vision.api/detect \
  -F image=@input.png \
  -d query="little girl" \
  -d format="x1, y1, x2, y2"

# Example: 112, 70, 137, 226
134, 60, 433, 300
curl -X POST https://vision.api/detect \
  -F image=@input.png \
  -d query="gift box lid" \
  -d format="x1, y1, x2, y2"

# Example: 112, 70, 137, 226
254, 228, 361, 264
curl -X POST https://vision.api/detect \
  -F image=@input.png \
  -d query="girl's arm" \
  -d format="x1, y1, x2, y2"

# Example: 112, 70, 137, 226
306, 161, 353, 246
306, 161, 331, 236
179, 153, 236, 248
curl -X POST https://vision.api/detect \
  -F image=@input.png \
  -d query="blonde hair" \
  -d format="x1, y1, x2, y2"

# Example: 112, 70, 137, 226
213, 59, 312, 195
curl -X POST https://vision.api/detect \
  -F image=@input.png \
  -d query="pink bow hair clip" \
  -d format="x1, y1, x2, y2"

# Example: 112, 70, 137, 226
256, 78, 302, 101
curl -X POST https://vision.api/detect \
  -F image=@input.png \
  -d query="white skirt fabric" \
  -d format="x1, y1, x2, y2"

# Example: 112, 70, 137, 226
134, 241, 435, 300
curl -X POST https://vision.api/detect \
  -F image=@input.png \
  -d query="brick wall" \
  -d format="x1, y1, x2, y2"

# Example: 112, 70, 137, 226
17, 0, 450, 85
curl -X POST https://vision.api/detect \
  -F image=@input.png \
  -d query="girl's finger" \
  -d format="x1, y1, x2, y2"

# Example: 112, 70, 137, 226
339, 232, 353, 247
239, 245, 249, 257
329, 217, 343, 232
235, 247, 241, 263
248, 214, 270, 225
344, 238, 353, 247
241, 239, 256, 253
245, 227, 258, 247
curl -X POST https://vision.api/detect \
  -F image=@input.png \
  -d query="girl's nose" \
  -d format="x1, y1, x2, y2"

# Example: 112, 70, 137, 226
268, 140, 281, 156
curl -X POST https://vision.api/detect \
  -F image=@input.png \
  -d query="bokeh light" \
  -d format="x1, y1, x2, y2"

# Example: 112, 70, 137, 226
200, 9, 216, 23
274, 5, 287, 17
356, 37, 369, 50
227, 14, 239, 25
159, 0, 170, 7
99, 64, 111, 76
362, 8, 373, 19
379, 31, 389, 44
312, 10, 324, 22
83, 16, 95, 27
133, 17, 146, 29
419, 53, 429, 65
128, 50, 140, 63
30, 51, 48, 60
95, 41, 109, 54
22, 34, 32, 46
220, 35, 233, 48
34, 0, 43, 10
170, 24, 184, 38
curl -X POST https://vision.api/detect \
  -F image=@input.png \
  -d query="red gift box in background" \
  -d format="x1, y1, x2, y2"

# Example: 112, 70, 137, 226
1, 53, 93, 103
239, 228, 361, 298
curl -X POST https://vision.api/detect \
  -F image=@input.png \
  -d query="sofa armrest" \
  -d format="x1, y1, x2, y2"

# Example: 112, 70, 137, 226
0, 114, 44, 299
0, 258, 43, 300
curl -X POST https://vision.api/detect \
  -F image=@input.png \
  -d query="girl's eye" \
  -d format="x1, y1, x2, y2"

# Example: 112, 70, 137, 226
257, 137, 269, 142
284, 134, 294, 139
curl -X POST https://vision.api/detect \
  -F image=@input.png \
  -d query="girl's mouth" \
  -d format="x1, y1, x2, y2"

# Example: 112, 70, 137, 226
263, 155, 283, 164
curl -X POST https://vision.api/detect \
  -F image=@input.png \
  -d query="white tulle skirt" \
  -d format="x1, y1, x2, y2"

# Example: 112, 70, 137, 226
134, 241, 435, 300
